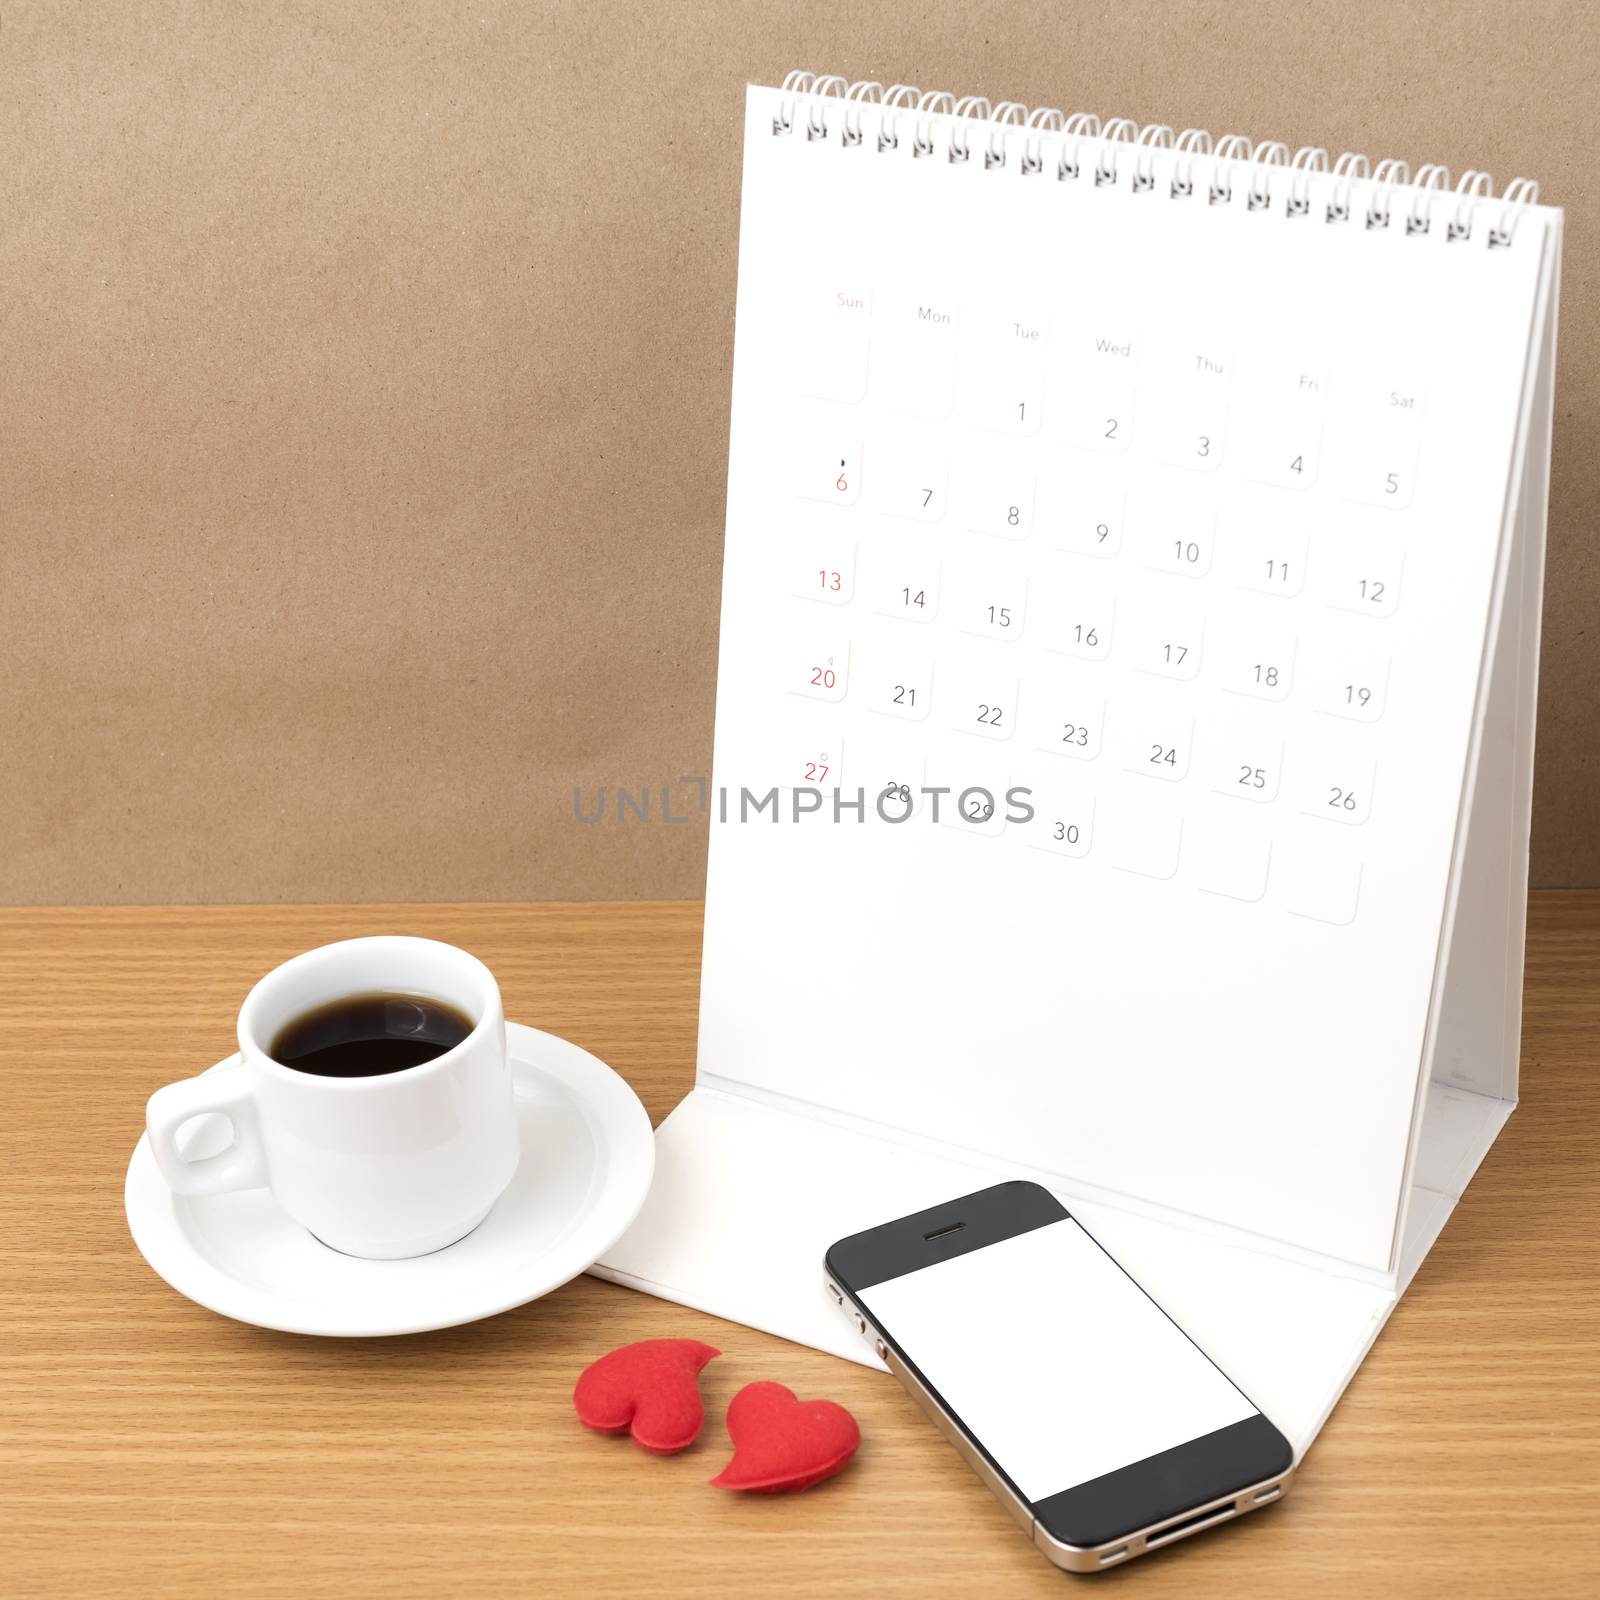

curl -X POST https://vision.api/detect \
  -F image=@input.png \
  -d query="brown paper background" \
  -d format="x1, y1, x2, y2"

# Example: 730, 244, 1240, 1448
1, 0, 1593, 904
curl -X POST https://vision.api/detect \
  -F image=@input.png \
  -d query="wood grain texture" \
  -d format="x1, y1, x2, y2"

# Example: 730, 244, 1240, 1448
0, 0, 1596, 904
1, 896, 1596, 1598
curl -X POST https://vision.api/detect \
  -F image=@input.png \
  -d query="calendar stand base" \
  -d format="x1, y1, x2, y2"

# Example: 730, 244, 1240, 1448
592, 1078, 1512, 1456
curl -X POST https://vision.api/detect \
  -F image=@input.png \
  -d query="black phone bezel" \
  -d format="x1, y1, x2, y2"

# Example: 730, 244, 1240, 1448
825, 1179, 1294, 1549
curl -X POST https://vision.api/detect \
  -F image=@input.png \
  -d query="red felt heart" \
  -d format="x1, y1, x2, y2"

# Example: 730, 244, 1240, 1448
709, 1380, 861, 1492
573, 1338, 720, 1454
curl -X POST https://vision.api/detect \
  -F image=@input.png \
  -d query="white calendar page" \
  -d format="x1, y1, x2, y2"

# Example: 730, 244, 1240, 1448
694, 87, 1551, 1275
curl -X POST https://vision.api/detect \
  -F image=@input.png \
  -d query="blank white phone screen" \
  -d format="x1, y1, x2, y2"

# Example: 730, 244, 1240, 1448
859, 1218, 1257, 1503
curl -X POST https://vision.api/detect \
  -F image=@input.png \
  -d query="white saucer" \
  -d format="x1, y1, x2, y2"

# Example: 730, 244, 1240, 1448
125, 1022, 655, 1336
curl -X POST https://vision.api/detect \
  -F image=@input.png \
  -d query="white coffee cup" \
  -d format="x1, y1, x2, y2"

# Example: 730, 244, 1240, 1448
145, 936, 520, 1259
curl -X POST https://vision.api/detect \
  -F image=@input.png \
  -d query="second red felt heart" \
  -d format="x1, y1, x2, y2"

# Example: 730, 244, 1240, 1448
710, 1380, 861, 1492
573, 1338, 720, 1454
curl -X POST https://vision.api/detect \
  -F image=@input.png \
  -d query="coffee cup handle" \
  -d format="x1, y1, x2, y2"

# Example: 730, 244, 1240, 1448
145, 1064, 268, 1197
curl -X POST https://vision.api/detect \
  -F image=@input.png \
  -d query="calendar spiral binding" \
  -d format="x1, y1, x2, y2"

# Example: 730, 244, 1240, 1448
775, 72, 1542, 248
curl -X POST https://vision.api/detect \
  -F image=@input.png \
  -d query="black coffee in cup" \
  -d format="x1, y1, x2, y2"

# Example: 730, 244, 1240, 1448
271, 994, 475, 1078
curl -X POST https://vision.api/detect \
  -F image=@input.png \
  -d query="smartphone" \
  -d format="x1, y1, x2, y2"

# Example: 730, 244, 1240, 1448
825, 1180, 1294, 1571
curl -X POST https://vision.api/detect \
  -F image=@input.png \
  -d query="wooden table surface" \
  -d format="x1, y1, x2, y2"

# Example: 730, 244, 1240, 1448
2, 897, 1597, 1598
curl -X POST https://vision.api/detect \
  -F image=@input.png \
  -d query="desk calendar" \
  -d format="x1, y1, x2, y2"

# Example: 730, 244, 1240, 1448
597, 74, 1563, 1453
